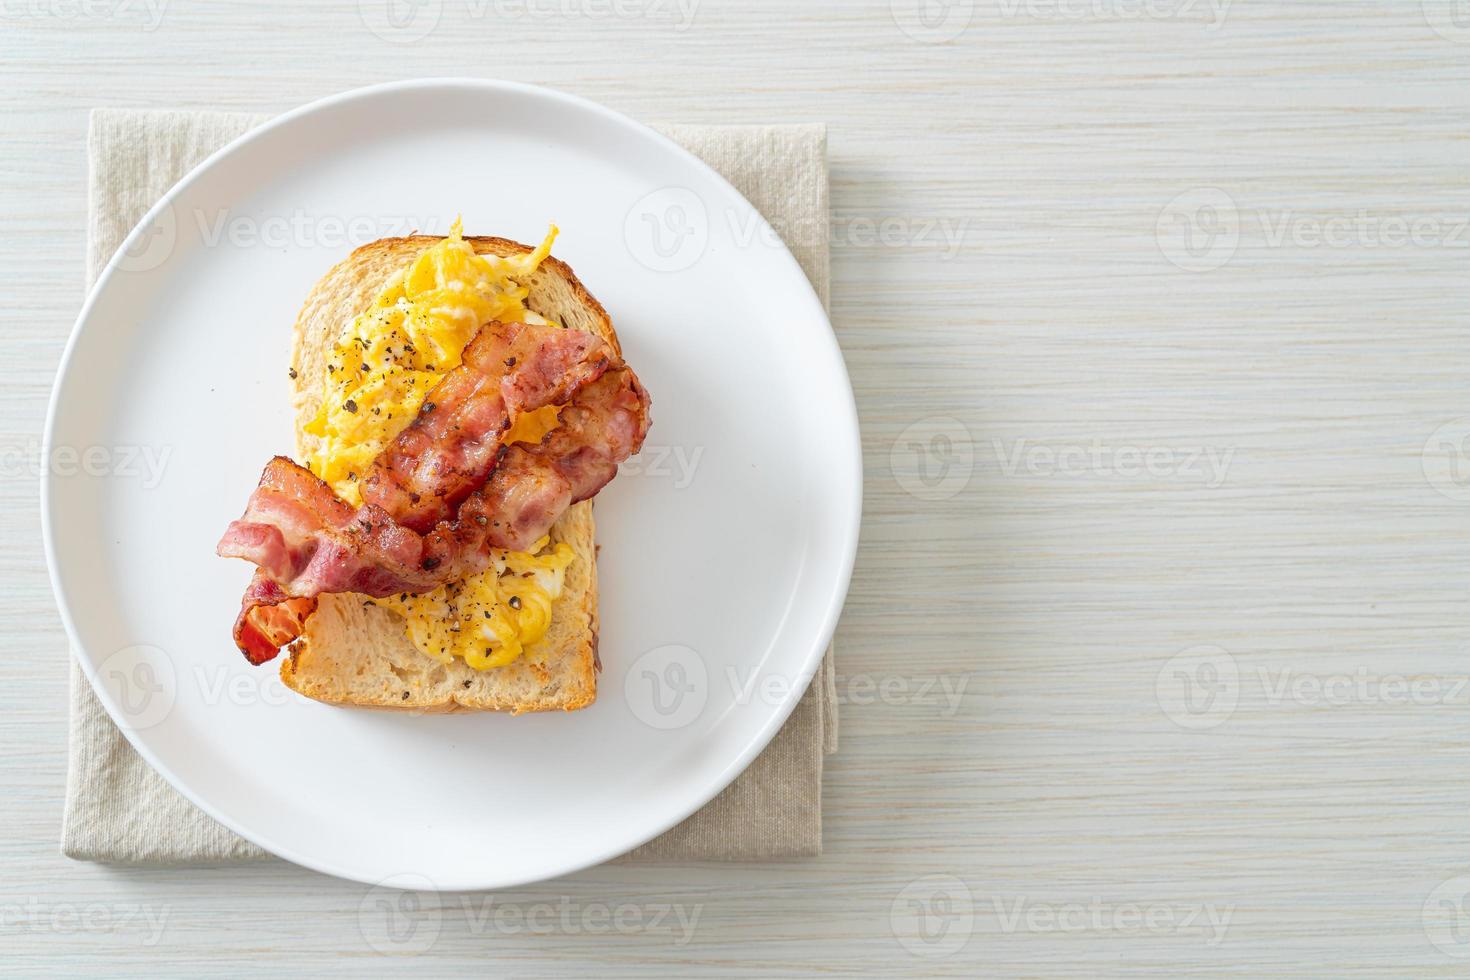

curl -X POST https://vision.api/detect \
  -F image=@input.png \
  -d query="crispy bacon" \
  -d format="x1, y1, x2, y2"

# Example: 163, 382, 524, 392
217, 322, 651, 664
452, 367, 652, 552
233, 573, 317, 666
217, 456, 438, 597
361, 320, 613, 532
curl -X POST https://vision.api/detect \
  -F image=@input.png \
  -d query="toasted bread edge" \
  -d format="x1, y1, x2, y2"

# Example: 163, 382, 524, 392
275, 232, 613, 713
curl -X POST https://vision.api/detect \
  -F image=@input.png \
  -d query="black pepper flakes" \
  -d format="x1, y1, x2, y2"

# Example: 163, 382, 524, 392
288, 367, 298, 380
509, 595, 522, 610
504, 356, 517, 368
421, 401, 436, 414
344, 398, 358, 413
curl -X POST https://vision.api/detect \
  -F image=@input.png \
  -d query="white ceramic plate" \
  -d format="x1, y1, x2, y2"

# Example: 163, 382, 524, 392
43, 80, 860, 889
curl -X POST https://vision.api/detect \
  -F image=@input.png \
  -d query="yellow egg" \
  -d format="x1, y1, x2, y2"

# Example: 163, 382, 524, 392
302, 218, 569, 670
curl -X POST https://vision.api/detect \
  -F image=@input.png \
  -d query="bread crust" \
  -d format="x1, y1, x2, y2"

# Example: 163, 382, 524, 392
277, 233, 615, 713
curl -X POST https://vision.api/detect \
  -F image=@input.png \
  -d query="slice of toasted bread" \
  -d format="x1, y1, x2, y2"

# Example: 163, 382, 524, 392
278, 235, 615, 713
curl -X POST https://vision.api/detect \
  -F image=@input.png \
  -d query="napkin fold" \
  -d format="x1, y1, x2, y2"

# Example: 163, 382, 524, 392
62, 108, 838, 865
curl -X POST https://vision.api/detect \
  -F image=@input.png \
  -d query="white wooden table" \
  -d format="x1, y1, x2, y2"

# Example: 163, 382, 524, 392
6, 2, 1470, 974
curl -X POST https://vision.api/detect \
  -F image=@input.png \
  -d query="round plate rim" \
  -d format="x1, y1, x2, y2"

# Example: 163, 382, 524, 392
41, 78, 862, 889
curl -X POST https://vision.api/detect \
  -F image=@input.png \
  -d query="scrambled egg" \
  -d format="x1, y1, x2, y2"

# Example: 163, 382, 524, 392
302, 219, 574, 670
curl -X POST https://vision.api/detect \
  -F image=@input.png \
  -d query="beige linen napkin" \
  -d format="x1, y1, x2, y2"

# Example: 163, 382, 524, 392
62, 108, 839, 865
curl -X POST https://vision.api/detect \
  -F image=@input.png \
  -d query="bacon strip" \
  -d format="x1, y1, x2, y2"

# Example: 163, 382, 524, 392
361, 320, 613, 532
233, 573, 318, 666
450, 367, 652, 552
217, 322, 651, 663
217, 456, 438, 599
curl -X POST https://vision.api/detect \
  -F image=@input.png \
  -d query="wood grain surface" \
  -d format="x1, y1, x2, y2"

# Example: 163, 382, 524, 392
5, 1, 1470, 975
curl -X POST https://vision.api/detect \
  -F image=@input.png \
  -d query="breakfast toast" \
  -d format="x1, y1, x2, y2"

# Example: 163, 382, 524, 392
278, 236, 617, 713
